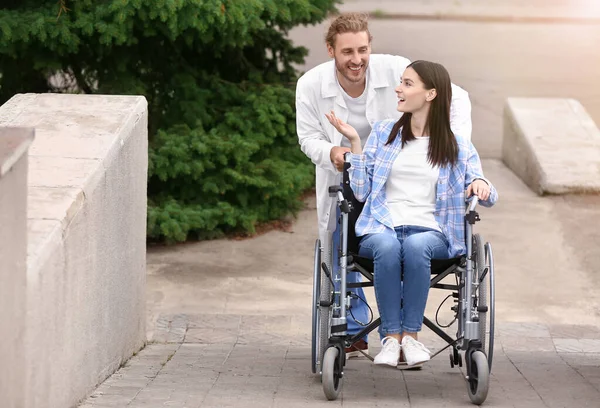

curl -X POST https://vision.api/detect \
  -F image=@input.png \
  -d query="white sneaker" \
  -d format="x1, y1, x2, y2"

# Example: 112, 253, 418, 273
396, 350, 424, 370
373, 336, 401, 367
396, 360, 424, 370
401, 336, 431, 366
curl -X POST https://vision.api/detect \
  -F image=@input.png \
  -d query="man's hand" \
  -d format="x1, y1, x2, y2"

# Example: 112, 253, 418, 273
466, 179, 491, 201
330, 146, 351, 172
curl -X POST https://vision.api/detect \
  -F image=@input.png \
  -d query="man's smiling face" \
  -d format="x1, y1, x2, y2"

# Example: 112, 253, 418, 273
327, 31, 371, 86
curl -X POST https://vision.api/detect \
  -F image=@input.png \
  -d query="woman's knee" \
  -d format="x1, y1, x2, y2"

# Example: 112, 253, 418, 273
360, 233, 400, 259
402, 232, 446, 258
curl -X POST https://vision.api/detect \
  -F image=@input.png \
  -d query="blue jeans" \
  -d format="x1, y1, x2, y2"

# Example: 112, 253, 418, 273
332, 209, 370, 342
358, 226, 449, 336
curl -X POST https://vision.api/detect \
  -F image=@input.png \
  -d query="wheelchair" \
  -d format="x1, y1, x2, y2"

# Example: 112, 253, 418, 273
311, 157, 495, 405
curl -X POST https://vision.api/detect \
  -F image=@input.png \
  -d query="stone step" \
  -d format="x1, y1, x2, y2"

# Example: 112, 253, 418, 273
502, 97, 600, 195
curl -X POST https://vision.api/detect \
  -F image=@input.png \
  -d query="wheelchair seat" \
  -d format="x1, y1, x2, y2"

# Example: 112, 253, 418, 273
341, 180, 464, 276
351, 254, 464, 275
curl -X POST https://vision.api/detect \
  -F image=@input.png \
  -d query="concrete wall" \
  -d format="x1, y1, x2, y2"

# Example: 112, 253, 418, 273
0, 94, 148, 408
0, 128, 34, 408
503, 97, 600, 195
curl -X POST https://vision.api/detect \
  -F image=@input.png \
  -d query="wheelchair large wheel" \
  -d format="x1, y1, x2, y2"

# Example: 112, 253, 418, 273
311, 239, 321, 374
473, 235, 490, 365
322, 346, 343, 400
316, 237, 333, 374
485, 241, 496, 372
473, 235, 486, 350
473, 234, 495, 372
466, 350, 489, 405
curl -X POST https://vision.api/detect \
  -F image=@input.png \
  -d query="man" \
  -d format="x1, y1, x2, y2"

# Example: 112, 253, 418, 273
296, 12, 471, 360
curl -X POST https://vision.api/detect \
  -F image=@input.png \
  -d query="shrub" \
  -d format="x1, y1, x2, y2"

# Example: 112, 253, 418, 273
0, 0, 339, 241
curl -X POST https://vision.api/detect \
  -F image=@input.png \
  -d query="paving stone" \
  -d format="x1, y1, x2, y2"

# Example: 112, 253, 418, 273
548, 324, 600, 340
553, 338, 600, 353
80, 316, 600, 408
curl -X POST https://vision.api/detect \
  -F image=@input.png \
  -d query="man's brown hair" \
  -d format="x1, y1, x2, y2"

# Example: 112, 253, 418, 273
325, 13, 373, 48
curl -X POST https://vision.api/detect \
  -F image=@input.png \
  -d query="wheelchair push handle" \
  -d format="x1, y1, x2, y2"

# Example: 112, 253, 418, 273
465, 195, 481, 225
328, 185, 342, 195
466, 195, 479, 213
343, 152, 352, 174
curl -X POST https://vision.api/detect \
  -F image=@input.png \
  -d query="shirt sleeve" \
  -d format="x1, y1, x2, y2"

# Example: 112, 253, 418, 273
348, 121, 382, 202
449, 83, 473, 140
465, 141, 498, 207
295, 78, 337, 173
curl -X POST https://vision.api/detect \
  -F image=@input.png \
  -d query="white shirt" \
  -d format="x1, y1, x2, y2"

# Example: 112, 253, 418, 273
295, 54, 472, 235
338, 75, 372, 148
385, 137, 441, 231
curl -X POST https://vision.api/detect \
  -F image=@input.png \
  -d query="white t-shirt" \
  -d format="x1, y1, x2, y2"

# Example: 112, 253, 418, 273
385, 137, 441, 231
337, 79, 372, 148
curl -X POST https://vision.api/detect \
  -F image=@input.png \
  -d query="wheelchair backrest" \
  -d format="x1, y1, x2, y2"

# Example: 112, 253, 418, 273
342, 166, 364, 255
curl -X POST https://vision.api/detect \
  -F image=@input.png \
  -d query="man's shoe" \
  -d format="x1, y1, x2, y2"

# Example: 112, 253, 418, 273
345, 339, 369, 359
397, 350, 424, 370
373, 336, 401, 367
401, 336, 431, 367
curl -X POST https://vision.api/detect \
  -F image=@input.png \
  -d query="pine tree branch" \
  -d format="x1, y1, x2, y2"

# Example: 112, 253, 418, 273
57, 0, 70, 19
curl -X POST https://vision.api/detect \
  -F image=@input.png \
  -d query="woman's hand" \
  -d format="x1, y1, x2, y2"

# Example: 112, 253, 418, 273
466, 179, 491, 201
325, 110, 360, 143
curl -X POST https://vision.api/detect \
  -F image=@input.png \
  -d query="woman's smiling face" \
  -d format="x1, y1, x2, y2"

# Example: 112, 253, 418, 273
395, 67, 433, 113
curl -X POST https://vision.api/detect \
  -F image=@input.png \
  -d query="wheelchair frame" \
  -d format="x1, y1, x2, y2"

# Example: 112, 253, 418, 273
311, 157, 495, 405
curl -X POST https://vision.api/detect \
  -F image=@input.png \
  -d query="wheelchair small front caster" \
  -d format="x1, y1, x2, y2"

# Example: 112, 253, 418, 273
322, 347, 343, 400
449, 348, 462, 368
466, 350, 489, 405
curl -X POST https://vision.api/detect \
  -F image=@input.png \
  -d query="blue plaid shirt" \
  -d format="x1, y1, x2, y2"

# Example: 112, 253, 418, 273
349, 119, 498, 258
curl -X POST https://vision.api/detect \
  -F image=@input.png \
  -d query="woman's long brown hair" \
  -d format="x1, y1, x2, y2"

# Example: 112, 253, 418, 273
385, 60, 458, 167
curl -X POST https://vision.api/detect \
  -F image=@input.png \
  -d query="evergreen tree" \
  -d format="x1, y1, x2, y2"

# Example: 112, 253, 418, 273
0, 0, 338, 241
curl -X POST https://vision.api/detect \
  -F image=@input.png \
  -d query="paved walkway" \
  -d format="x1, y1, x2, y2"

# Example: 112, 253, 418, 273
81, 315, 600, 408
79, 2, 600, 407
80, 161, 600, 407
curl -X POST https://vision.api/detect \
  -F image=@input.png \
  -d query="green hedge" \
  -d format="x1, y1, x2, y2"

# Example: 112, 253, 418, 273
0, 0, 338, 242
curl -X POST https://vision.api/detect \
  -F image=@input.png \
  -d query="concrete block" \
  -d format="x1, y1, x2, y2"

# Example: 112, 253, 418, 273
0, 127, 34, 408
502, 97, 600, 195
0, 94, 148, 408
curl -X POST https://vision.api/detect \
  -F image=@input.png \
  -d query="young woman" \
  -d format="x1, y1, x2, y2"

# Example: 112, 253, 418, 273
325, 60, 498, 368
